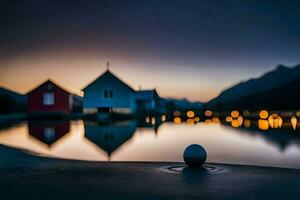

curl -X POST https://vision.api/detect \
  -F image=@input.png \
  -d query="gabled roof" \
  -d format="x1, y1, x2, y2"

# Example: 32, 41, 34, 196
82, 70, 135, 92
27, 79, 71, 94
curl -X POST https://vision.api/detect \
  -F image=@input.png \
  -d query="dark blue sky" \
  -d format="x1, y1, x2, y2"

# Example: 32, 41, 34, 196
1, 0, 300, 101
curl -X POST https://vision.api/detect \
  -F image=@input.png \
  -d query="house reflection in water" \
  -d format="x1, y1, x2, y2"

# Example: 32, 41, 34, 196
137, 116, 162, 134
84, 121, 137, 159
84, 119, 163, 159
28, 121, 70, 148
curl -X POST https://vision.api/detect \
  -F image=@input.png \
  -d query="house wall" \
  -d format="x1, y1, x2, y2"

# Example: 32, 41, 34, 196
83, 75, 136, 113
28, 84, 70, 113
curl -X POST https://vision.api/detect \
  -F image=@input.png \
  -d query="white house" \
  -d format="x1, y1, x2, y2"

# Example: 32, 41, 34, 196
82, 69, 137, 114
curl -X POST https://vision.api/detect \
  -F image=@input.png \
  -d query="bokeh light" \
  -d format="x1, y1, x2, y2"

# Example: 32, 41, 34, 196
244, 119, 251, 128
161, 115, 166, 122
204, 110, 213, 117
225, 116, 233, 122
258, 119, 269, 131
187, 110, 195, 118
174, 117, 181, 124
291, 116, 297, 130
259, 110, 269, 119
231, 110, 239, 118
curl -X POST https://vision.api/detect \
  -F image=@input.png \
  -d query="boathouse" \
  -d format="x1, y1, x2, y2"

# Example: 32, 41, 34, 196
82, 70, 137, 114
28, 80, 72, 115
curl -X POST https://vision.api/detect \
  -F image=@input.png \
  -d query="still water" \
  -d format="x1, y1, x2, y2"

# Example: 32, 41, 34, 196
0, 119, 300, 169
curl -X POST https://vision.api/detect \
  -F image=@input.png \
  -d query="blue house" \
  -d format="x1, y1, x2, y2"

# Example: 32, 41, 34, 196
82, 69, 162, 115
82, 69, 137, 114
135, 89, 161, 112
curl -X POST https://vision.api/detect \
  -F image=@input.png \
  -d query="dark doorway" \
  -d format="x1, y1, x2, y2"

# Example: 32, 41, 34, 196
98, 107, 111, 113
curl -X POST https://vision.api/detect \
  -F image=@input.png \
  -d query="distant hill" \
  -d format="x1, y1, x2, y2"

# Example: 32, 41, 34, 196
207, 64, 300, 111
0, 87, 27, 104
161, 98, 203, 110
0, 87, 27, 113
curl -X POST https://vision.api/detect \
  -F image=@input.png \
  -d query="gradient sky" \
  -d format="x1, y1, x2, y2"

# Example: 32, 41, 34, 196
1, 0, 300, 102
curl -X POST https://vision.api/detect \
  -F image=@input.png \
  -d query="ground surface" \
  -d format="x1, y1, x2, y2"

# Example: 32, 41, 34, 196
0, 145, 300, 200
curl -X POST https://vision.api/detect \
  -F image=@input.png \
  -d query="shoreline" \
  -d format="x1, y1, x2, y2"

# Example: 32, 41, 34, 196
1, 145, 300, 200
2, 142, 300, 171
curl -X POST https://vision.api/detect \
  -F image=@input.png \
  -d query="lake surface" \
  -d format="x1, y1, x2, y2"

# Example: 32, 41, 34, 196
0, 119, 300, 169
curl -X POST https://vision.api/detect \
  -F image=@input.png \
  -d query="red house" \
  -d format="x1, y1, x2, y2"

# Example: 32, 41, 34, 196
28, 79, 72, 115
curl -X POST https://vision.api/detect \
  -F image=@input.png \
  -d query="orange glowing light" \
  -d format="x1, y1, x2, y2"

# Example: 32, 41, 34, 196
174, 117, 181, 124
231, 110, 239, 118
231, 119, 240, 128
268, 114, 282, 128
237, 116, 243, 126
225, 116, 232, 122
259, 110, 268, 119
187, 111, 195, 118
212, 117, 220, 124
187, 119, 195, 125
151, 117, 156, 125
145, 116, 150, 123
291, 116, 297, 130
161, 115, 166, 122
268, 115, 274, 128
278, 117, 283, 128
204, 110, 213, 117
244, 119, 251, 128
205, 119, 212, 124
258, 119, 269, 131
194, 117, 200, 122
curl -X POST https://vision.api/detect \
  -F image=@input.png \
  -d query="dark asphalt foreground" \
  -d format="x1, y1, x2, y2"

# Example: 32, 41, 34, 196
0, 145, 300, 200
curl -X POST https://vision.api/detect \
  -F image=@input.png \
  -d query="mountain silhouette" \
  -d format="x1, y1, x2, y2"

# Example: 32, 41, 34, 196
0, 86, 27, 113
207, 64, 300, 110
161, 98, 203, 109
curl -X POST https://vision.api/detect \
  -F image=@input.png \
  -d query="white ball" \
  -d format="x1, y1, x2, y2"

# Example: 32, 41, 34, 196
183, 144, 207, 168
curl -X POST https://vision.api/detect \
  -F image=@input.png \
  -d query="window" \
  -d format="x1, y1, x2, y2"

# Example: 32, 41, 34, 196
44, 127, 55, 143
104, 90, 108, 98
103, 89, 113, 99
43, 92, 54, 105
